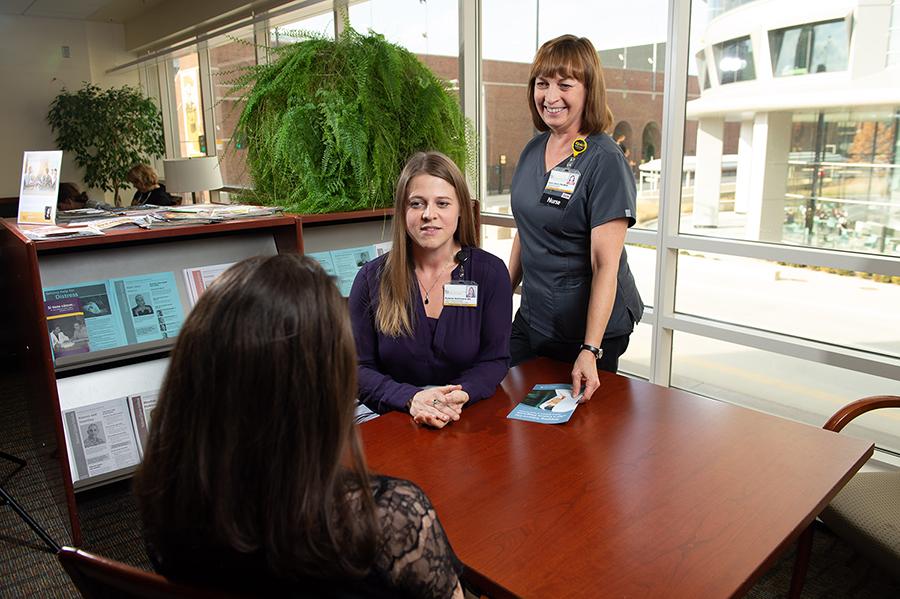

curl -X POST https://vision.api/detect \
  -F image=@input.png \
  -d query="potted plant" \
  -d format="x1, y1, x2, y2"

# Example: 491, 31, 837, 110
48, 83, 165, 206
232, 28, 472, 214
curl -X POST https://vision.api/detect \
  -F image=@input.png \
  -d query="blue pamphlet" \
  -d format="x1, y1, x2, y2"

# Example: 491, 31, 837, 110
308, 242, 391, 296
507, 383, 581, 424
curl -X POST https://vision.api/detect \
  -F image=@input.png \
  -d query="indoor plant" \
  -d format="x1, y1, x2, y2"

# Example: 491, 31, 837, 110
47, 83, 165, 206
232, 28, 472, 214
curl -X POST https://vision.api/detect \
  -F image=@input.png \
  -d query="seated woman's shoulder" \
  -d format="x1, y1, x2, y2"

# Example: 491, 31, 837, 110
470, 247, 510, 276
369, 475, 429, 511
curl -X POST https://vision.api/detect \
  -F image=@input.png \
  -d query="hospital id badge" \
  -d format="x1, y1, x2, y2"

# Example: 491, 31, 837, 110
546, 167, 580, 194
444, 281, 478, 307
540, 167, 580, 209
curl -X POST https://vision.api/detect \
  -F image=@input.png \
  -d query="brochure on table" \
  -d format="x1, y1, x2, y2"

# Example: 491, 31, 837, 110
507, 384, 582, 424
308, 241, 392, 296
44, 271, 185, 361
18, 150, 62, 225
58, 358, 167, 486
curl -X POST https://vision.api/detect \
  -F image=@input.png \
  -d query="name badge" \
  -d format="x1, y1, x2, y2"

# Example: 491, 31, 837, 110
444, 281, 478, 307
545, 167, 580, 195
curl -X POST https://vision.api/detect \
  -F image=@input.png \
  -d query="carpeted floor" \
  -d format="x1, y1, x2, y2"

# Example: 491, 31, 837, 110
2, 368, 898, 598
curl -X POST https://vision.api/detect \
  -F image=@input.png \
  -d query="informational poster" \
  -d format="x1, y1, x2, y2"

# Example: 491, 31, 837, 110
308, 241, 392, 296
18, 150, 63, 225
43, 271, 185, 358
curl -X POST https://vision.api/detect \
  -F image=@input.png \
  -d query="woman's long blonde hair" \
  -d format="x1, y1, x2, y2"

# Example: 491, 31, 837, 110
376, 152, 477, 337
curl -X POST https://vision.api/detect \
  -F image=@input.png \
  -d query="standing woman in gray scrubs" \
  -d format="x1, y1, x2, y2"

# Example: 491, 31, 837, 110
509, 34, 643, 401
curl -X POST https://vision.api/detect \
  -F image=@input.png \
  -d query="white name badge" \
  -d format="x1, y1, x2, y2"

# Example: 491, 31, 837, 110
544, 167, 581, 195
444, 281, 478, 307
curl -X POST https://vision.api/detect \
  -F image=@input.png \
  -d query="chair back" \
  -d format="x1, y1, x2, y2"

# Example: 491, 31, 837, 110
58, 546, 242, 599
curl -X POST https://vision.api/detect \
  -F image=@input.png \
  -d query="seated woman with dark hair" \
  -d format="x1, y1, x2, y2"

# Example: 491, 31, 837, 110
134, 254, 464, 598
57, 182, 115, 211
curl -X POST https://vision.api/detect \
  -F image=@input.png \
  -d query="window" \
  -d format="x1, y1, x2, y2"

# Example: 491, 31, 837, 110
167, 52, 206, 158
713, 36, 755, 84
769, 19, 849, 77
208, 29, 256, 188
696, 50, 710, 90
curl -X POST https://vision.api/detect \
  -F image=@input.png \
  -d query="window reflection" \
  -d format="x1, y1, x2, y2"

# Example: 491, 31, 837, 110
770, 19, 849, 77
713, 36, 755, 84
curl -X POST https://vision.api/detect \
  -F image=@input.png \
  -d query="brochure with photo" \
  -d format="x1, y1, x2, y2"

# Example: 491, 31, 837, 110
507, 383, 582, 424
308, 241, 392, 296
129, 391, 159, 457
18, 150, 63, 225
63, 397, 143, 482
45, 298, 91, 359
43, 271, 185, 356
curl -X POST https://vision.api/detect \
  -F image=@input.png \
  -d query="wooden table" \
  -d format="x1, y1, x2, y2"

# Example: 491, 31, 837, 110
360, 358, 873, 598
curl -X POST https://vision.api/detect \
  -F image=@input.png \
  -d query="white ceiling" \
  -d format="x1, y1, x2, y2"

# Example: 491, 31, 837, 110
0, 0, 166, 23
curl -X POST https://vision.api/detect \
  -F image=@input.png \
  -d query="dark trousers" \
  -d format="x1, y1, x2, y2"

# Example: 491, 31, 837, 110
509, 310, 630, 373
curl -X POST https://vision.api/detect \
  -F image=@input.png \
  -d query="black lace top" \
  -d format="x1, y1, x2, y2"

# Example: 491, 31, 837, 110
145, 475, 463, 598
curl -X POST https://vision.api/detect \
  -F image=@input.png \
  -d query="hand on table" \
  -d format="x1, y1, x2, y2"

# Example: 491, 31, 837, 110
571, 350, 600, 402
409, 385, 465, 428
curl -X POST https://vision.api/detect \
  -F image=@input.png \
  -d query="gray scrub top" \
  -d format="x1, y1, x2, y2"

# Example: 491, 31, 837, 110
510, 131, 644, 343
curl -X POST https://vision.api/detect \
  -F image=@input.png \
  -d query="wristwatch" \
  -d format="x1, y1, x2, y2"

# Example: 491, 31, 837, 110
579, 343, 603, 360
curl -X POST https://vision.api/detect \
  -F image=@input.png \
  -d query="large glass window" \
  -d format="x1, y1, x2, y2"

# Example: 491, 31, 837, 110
675, 0, 899, 457
769, 19, 849, 77
713, 36, 755, 84
167, 52, 206, 158
480, 0, 670, 232
208, 29, 256, 188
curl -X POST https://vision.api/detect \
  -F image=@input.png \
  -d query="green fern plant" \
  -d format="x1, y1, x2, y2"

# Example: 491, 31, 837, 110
231, 28, 472, 213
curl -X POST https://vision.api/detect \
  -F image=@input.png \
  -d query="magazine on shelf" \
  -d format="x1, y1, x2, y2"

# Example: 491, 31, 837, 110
183, 261, 236, 306
507, 384, 582, 424
62, 389, 160, 483
21, 225, 104, 240
43, 271, 185, 359
45, 298, 91, 359
308, 241, 392, 296
128, 391, 159, 457
63, 397, 143, 482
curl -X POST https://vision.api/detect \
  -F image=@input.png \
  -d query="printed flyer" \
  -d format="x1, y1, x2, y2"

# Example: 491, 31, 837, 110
308, 241, 392, 296
507, 384, 581, 424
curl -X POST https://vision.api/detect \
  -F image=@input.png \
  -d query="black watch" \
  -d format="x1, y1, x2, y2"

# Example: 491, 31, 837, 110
579, 343, 603, 359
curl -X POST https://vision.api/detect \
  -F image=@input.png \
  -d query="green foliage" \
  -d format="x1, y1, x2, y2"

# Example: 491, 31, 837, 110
47, 83, 165, 205
232, 28, 473, 213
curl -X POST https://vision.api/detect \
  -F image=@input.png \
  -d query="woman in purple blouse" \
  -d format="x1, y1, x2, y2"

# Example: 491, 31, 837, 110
349, 152, 512, 428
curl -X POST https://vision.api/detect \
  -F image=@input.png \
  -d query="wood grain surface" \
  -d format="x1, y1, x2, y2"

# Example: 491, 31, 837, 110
360, 358, 873, 598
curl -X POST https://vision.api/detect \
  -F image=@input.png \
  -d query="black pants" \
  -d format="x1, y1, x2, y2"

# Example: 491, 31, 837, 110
509, 310, 631, 373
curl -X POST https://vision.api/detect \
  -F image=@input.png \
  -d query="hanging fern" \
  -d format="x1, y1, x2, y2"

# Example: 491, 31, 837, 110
230, 28, 473, 213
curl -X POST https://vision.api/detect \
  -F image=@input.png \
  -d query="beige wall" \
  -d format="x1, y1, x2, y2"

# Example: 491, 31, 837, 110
0, 16, 138, 198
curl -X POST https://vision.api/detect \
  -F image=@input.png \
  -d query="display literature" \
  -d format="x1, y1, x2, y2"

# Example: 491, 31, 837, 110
128, 391, 159, 457
183, 262, 235, 306
507, 384, 582, 424
45, 298, 91, 358
43, 271, 185, 359
62, 389, 159, 483
308, 242, 392, 296
18, 150, 63, 225
63, 397, 142, 483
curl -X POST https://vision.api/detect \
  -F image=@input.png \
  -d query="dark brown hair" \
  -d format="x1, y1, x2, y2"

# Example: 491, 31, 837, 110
528, 34, 613, 135
134, 254, 377, 579
57, 182, 88, 209
377, 151, 477, 337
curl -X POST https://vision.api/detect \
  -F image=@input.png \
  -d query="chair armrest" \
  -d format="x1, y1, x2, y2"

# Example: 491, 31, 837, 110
824, 395, 900, 433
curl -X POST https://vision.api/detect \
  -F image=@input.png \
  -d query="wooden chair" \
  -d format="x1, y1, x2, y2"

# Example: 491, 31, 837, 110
789, 395, 900, 598
57, 546, 243, 599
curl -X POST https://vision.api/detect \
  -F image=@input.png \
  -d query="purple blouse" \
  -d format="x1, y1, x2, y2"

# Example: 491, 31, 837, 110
349, 247, 512, 414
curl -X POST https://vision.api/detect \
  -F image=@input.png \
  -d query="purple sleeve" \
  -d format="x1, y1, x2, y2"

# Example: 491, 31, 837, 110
449, 257, 512, 404
348, 265, 421, 414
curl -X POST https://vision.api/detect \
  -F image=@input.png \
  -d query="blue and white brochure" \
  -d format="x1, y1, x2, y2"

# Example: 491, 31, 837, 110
507, 383, 581, 424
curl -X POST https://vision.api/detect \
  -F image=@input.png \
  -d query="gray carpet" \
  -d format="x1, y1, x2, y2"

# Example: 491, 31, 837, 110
2, 367, 898, 598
